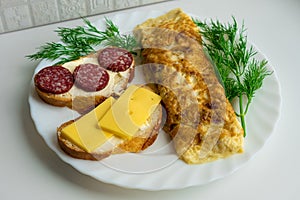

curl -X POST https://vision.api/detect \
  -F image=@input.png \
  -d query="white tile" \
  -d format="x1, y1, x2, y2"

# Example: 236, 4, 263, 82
89, 0, 114, 14
0, 0, 167, 33
30, 0, 59, 25
0, 0, 28, 7
57, 0, 87, 20
114, 0, 141, 10
2, 5, 32, 31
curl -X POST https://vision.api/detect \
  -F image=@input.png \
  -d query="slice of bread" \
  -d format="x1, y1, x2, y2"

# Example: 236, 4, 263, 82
57, 103, 162, 161
35, 47, 134, 114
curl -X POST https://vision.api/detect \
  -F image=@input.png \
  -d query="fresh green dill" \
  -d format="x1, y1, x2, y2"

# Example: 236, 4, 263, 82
193, 17, 272, 137
27, 18, 137, 65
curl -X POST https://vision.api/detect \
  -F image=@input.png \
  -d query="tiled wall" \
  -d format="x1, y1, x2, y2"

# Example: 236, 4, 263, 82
0, 0, 168, 33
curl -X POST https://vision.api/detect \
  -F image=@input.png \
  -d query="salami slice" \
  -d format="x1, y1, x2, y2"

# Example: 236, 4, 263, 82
73, 63, 109, 92
34, 66, 74, 94
98, 47, 133, 72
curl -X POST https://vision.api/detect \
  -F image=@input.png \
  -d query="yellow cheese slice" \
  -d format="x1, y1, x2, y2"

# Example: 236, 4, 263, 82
98, 85, 161, 139
60, 97, 115, 153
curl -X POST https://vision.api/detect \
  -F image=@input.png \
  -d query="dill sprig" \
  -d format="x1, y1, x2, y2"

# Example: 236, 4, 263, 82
193, 17, 272, 137
27, 18, 137, 65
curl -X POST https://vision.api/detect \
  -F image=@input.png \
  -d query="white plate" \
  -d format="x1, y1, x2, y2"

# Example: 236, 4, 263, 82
28, 10, 281, 190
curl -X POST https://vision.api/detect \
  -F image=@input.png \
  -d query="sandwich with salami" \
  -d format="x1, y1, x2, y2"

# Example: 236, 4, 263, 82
34, 47, 135, 113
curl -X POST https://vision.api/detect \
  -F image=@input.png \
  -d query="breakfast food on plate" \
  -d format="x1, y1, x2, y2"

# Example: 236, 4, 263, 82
31, 8, 247, 165
134, 8, 244, 164
34, 47, 134, 113
57, 85, 162, 160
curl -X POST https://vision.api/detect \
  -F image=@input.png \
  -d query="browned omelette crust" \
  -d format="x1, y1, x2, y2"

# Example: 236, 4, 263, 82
134, 8, 244, 164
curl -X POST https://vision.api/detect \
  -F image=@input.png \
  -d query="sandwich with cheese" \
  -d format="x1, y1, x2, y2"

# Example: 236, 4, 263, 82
57, 85, 162, 160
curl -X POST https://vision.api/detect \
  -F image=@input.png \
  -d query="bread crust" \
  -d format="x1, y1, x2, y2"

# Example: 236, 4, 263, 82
36, 87, 108, 114
57, 105, 162, 161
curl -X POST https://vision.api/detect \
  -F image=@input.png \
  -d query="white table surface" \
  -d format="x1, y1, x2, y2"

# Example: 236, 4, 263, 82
0, 0, 299, 199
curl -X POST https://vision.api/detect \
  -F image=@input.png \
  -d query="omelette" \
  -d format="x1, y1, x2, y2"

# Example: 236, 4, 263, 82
134, 8, 244, 164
